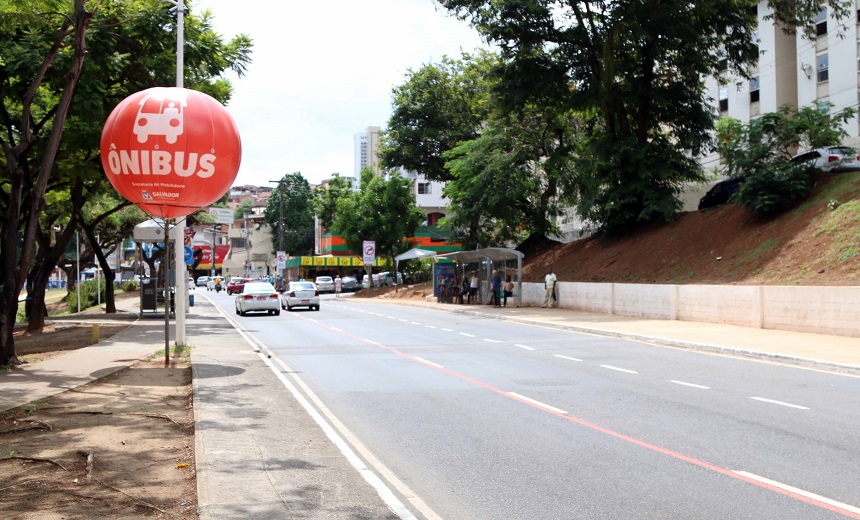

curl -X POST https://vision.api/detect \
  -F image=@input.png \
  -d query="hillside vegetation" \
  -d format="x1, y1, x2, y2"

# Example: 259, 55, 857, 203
522, 172, 860, 286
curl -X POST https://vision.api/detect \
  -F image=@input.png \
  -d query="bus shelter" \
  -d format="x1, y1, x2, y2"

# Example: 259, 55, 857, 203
437, 248, 525, 307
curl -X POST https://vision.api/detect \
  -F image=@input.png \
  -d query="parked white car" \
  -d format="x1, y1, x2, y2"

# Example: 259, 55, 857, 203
315, 276, 335, 293
235, 282, 280, 316
281, 281, 320, 311
791, 146, 860, 173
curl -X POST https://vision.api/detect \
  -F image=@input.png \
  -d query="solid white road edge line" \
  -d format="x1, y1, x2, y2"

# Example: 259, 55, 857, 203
600, 364, 639, 374
733, 471, 860, 515
669, 380, 711, 390
508, 392, 568, 415
749, 397, 810, 410
211, 297, 437, 520
413, 357, 444, 369
554, 354, 581, 361
515, 344, 535, 351
261, 354, 427, 520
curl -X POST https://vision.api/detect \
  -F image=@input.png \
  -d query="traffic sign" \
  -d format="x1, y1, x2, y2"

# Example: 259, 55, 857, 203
362, 240, 376, 265
208, 207, 234, 225
183, 246, 194, 264
276, 250, 286, 269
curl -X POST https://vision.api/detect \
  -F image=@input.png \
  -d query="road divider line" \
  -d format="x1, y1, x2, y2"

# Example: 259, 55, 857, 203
330, 327, 343, 332
750, 397, 809, 410
508, 392, 568, 414
441, 328, 453, 332
669, 380, 710, 390
411, 322, 421, 325
460, 333, 475, 338
554, 354, 581, 361
600, 364, 638, 374
483, 339, 502, 343
425, 325, 436, 329
733, 471, 860, 516
515, 344, 535, 351
413, 357, 444, 369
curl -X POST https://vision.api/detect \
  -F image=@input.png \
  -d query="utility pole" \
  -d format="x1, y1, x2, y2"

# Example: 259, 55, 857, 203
269, 179, 285, 286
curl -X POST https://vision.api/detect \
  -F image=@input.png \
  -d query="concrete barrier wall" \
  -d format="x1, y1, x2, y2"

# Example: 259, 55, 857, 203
518, 281, 859, 337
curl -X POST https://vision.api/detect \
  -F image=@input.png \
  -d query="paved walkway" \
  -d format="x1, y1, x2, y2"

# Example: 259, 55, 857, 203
1, 291, 858, 519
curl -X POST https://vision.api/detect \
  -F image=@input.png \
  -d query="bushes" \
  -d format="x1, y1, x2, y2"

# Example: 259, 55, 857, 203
737, 164, 817, 215
67, 279, 107, 313
121, 280, 139, 292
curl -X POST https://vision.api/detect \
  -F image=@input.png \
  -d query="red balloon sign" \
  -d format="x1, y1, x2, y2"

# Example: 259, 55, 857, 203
100, 87, 241, 218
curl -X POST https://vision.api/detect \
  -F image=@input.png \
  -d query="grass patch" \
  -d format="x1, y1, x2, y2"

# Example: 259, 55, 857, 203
737, 239, 778, 266
813, 200, 860, 265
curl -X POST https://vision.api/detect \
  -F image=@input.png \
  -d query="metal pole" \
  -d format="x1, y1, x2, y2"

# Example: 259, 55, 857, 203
211, 224, 217, 278
279, 183, 284, 284
76, 231, 81, 313
164, 219, 171, 367
172, 0, 187, 347
96, 234, 100, 307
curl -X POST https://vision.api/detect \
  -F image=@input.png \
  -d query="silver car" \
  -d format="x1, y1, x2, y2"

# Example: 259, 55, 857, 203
235, 282, 281, 316
315, 276, 335, 293
281, 281, 320, 311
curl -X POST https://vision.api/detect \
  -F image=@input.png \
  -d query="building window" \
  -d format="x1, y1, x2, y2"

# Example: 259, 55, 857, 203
750, 76, 760, 103
816, 9, 827, 36
817, 53, 829, 82
719, 87, 729, 112
418, 182, 432, 195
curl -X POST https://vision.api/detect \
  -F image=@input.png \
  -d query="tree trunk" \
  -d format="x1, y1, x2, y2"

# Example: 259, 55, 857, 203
80, 223, 117, 313
0, 0, 91, 367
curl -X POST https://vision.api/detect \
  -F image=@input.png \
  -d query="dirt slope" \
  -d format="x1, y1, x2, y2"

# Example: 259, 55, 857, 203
523, 172, 860, 286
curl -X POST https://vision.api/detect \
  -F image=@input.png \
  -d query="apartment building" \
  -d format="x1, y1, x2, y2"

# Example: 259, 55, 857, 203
701, 1, 860, 177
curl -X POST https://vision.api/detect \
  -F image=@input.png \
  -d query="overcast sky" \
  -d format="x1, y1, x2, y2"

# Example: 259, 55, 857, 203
192, 0, 488, 187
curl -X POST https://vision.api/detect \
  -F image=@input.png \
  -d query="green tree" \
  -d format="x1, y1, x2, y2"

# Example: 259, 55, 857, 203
716, 105, 855, 215
439, 0, 846, 235
313, 174, 352, 232
332, 168, 424, 280
265, 172, 315, 257
0, 0, 252, 366
381, 51, 498, 183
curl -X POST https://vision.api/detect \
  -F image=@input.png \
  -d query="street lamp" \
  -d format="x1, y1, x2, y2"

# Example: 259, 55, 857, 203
162, 0, 187, 349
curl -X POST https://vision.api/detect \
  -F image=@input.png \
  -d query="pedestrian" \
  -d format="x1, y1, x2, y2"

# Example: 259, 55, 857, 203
459, 277, 469, 304
334, 274, 342, 298
491, 269, 502, 307
437, 273, 446, 303
469, 271, 479, 304
542, 269, 557, 308
503, 275, 514, 307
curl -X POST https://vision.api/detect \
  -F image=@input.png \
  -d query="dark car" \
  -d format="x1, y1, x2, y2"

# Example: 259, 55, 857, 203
226, 277, 250, 295
698, 176, 745, 210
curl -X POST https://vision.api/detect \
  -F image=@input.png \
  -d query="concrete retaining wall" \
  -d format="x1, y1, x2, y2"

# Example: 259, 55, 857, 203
518, 282, 860, 337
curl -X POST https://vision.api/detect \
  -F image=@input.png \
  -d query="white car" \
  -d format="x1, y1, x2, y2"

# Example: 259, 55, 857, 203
281, 281, 320, 311
196, 276, 210, 287
235, 282, 280, 316
791, 146, 860, 173
315, 276, 335, 293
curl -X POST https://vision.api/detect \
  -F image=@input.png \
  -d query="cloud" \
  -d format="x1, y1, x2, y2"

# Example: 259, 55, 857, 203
194, 0, 487, 186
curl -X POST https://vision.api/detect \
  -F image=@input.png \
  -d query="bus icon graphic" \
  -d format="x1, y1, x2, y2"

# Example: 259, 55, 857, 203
133, 92, 187, 144
141, 191, 153, 200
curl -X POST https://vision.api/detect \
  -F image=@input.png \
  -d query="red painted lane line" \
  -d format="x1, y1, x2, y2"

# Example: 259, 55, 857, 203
287, 313, 860, 519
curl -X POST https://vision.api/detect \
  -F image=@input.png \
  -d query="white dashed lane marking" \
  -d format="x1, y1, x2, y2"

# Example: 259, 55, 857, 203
600, 365, 639, 374
554, 354, 580, 361
750, 397, 809, 410
515, 344, 535, 351
670, 380, 710, 390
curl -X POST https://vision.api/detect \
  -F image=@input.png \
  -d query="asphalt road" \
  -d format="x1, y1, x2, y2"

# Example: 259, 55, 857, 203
207, 290, 860, 520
